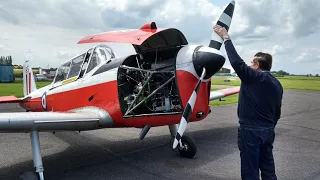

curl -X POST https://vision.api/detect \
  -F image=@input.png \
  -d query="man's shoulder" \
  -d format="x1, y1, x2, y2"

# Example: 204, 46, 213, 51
266, 74, 283, 92
270, 75, 283, 87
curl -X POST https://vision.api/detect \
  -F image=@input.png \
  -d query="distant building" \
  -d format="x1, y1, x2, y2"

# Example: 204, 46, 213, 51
215, 67, 231, 76
41, 68, 57, 79
218, 67, 231, 73
0, 65, 14, 82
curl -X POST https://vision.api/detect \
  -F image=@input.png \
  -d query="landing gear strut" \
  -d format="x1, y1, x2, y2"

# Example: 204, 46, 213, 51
19, 130, 44, 180
169, 124, 197, 158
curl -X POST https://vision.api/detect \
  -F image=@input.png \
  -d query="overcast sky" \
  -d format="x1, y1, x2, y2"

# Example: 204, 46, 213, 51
0, 0, 319, 75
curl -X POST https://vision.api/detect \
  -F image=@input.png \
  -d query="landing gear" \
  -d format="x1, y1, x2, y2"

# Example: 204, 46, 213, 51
19, 130, 44, 180
177, 136, 197, 158
168, 124, 197, 158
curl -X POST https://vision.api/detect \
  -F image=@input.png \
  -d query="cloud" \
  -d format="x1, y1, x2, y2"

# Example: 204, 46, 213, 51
0, 0, 319, 75
56, 50, 73, 59
272, 44, 294, 56
0, 7, 20, 24
286, 0, 320, 37
294, 49, 320, 63
0, 44, 12, 52
0, 0, 105, 30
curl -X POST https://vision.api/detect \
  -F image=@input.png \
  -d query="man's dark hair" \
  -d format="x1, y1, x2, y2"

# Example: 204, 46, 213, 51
254, 52, 273, 71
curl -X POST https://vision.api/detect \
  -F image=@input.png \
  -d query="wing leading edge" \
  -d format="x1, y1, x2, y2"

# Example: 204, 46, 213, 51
0, 96, 23, 103
209, 86, 240, 101
0, 107, 114, 133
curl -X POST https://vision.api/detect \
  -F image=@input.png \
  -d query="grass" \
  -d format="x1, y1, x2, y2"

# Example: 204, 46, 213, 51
13, 69, 39, 77
209, 75, 320, 106
212, 75, 320, 91
0, 81, 51, 98
209, 88, 239, 106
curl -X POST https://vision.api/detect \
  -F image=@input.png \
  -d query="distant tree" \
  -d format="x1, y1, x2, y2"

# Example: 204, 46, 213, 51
0, 58, 3, 65
8, 56, 12, 65
0, 56, 13, 65
276, 70, 290, 76
316, 74, 319, 77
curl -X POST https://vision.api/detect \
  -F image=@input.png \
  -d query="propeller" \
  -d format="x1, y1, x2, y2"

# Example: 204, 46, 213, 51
209, 0, 235, 50
173, 67, 206, 149
172, 0, 235, 150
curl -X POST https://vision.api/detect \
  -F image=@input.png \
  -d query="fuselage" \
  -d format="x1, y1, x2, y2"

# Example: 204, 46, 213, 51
20, 44, 215, 128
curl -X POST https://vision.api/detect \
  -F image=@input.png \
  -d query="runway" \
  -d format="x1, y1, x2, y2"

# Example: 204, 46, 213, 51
0, 89, 319, 180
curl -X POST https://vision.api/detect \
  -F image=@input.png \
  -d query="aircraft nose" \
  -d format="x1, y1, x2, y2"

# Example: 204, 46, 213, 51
192, 46, 226, 79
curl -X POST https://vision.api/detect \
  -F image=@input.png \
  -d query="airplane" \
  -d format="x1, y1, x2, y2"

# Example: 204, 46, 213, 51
0, 1, 240, 180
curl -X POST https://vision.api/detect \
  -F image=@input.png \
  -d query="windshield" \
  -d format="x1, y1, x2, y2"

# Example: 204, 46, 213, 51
53, 61, 71, 83
84, 45, 115, 75
53, 53, 86, 84
67, 53, 85, 79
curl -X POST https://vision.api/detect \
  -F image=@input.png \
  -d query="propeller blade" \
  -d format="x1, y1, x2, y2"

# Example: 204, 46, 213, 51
209, 0, 235, 50
173, 68, 206, 149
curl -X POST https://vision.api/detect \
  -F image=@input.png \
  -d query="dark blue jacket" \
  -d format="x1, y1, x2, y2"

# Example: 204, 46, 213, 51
224, 39, 283, 128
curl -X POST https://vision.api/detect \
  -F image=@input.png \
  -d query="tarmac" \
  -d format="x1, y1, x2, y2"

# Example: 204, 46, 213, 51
0, 89, 319, 180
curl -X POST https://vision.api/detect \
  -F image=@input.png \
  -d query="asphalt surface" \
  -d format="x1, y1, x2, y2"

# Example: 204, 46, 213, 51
0, 89, 320, 180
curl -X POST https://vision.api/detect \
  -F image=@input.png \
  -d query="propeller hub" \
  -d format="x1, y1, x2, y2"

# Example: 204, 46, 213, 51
193, 46, 226, 80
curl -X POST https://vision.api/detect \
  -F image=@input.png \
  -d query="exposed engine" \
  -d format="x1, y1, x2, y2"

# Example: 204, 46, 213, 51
117, 47, 183, 117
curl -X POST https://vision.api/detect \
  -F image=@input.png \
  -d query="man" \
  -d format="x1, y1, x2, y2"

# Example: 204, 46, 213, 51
214, 25, 283, 180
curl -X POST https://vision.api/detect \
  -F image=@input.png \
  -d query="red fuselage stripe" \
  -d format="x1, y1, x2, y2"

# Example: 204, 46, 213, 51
28, 72, 31, 94
22, 71, 210, 128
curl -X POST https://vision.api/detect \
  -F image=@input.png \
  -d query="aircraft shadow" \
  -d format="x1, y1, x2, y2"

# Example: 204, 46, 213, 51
0, 126, 242, 180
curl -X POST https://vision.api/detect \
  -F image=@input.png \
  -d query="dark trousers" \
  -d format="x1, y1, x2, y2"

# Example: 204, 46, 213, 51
237, 126, 277, 180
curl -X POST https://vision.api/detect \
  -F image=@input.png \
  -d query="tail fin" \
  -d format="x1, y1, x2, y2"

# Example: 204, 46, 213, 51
23, 60, 37, 97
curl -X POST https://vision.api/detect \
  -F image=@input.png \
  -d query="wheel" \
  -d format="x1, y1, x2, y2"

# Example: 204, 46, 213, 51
178, 136, 197, 158
19, 172, 39, 180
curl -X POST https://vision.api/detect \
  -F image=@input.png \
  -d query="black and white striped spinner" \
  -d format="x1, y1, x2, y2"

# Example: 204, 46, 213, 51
209, 0, 235, 50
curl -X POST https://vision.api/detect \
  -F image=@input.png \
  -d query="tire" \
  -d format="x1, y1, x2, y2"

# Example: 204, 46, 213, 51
178, 136, 197, 158
19, 172, 39, 180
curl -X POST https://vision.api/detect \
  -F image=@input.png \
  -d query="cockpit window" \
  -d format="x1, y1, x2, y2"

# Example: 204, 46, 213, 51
84, 46, 113, 75
98, 48, 112, 62
86, 51, 100, 74
67, 53, 85, 79
54, 61, 71, 83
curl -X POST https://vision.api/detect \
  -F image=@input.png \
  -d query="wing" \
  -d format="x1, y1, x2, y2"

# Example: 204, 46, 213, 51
209, 86, 240, 101
0, 107, 114, 133
0, 96, 23, 103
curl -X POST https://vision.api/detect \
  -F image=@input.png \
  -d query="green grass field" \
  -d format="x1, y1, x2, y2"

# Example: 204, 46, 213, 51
0, 81, 51, 98
212, 75, 320, 91
13, 69, 39, 77
209, 88, 239, 106
208, 75, 320, 106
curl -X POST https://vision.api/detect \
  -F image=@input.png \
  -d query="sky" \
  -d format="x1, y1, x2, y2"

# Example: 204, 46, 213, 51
0, 0, 319, 75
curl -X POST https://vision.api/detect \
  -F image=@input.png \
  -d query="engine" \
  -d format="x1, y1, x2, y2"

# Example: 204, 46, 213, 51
117, 47, 183, 117
117, 44, 225, 118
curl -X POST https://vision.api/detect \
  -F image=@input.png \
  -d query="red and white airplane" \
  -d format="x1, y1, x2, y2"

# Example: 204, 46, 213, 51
0, 1, 239, 179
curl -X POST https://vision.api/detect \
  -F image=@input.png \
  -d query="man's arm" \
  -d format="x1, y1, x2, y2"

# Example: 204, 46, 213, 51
223, 39, 262, 84
274, 103, 281, 127
274, 89, 283, 127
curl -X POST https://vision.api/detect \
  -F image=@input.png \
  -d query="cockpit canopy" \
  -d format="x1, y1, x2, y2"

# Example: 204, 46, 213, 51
53, 44, 116, 84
